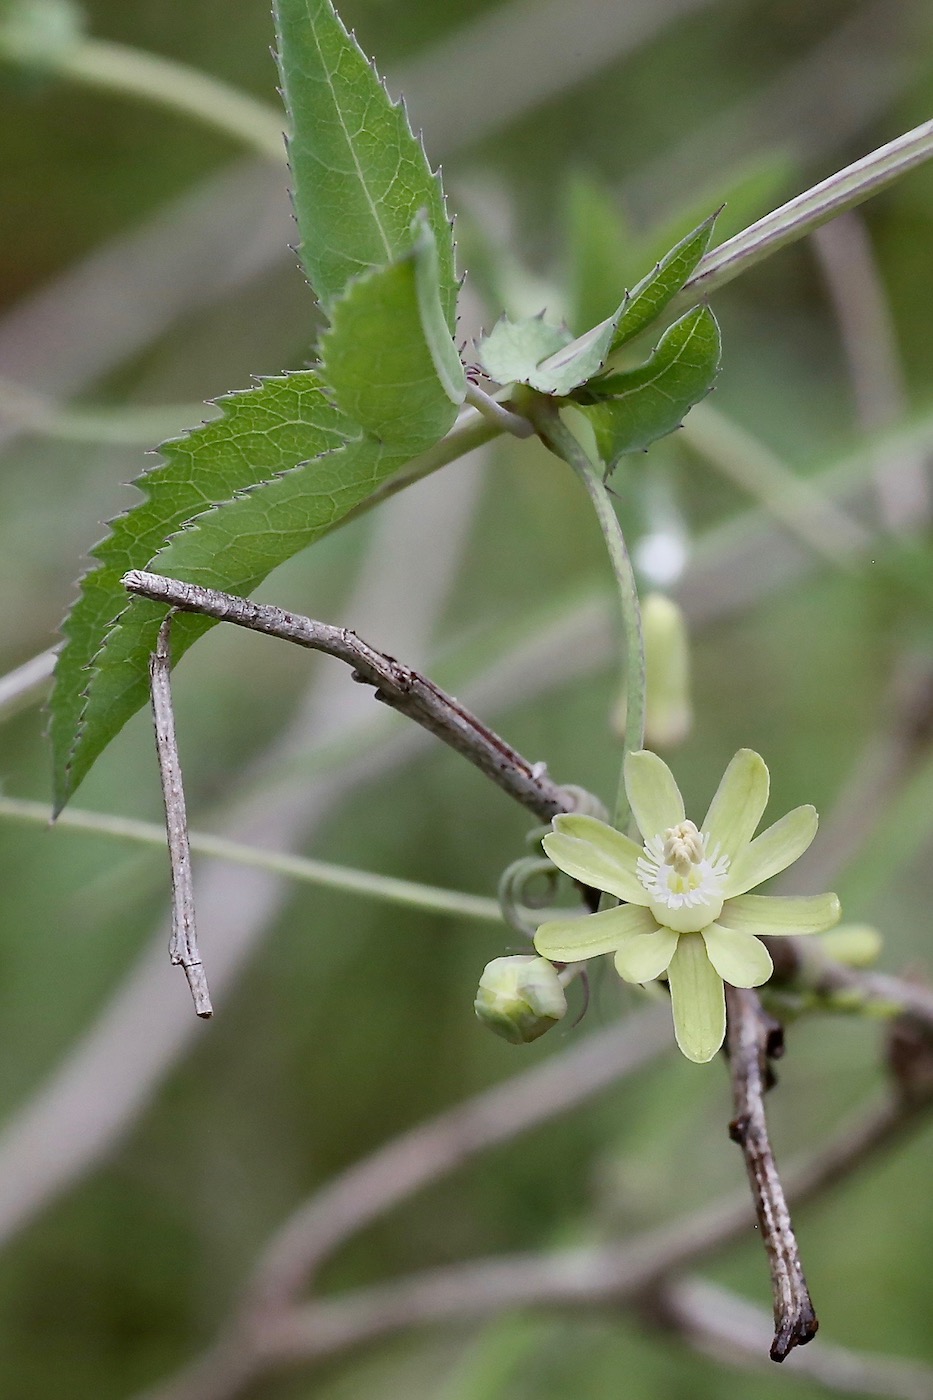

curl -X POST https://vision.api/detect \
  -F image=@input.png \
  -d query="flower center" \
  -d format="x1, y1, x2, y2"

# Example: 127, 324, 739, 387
636, 820, 730, 933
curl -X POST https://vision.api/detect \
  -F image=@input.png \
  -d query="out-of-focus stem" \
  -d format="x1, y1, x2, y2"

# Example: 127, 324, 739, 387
681, 401, 870, 570
0, 796, 504, 925
675, 117, 933, 311
530, 405, 645, 830
57, 37, 285, 161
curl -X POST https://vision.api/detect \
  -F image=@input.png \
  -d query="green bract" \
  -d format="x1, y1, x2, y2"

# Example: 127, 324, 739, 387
534, 749, 840, 1063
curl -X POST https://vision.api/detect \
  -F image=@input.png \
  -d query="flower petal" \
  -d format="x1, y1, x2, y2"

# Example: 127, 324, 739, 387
667, 935, 726, 1063
624, 749, 685, 842
702, 924, 773, 987
718, 892, 841, 937
614, 927, 679, 983
542, 815, 649, 905
702, 749, 769, 863
534, 903, 658, 962
724, 805, 818, 897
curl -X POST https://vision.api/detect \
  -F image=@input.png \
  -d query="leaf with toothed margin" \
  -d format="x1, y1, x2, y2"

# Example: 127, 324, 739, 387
50, 371, 367, 810
605, 211, 720, 358
477, 314, 572, 386
320, 214, 464, 439
50, 226, 462, 811
274, 0, 457, 327
572, 307, 721, 470
57, 433, 408, 812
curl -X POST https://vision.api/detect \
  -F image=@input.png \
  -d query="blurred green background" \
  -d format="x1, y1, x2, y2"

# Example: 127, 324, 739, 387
2, 0, 933, 1395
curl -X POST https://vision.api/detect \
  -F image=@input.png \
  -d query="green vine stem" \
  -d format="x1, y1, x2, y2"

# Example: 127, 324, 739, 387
0, 796, 503, 925
0, 376, 215, 446
672, 117, 933, 314
530, 403, 645, 831
56, 37, 285, 161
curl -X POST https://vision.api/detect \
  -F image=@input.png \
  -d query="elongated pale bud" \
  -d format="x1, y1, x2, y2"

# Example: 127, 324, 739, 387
474, 955, 567, 1044
817, 923, 882, 968
0, 0, 84, 70
613, 592, 692, 748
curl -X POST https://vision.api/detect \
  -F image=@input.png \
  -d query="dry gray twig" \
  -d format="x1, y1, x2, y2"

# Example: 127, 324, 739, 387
656, 1277, 933, 1400
813, 210, 930, 534
241, 1007, 672, 1317
135, 1030, 933, 1400
123, 570, 580, 824
132, 1007, 933, 1400
148, 615, 211, 1018
725, 987, 816, 1360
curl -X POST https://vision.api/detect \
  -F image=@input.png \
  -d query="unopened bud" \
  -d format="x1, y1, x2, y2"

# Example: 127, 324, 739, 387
0, 0, 84, 71
474, 955, 567, 1044
817, 923, 883, 969
613, 592, 692, 748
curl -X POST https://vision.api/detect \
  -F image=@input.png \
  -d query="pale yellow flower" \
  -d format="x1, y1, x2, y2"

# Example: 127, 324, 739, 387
534, 749, 840, 1062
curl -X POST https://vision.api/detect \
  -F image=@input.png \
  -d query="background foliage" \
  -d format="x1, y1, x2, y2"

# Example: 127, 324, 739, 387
2, 0, 933, 1395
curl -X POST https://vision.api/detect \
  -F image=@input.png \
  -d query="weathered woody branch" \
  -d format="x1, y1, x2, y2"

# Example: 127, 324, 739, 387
125, 569, 576, 823
123, 569, 933, 1394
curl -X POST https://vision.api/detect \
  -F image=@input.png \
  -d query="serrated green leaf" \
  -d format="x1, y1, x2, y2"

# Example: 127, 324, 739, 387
51, 371, 359, 809
478, 314, 572, 386
575, 307, 721, 469
61, 434, 408, 811
320, 223, 462, 444
274, 0, 457, 325
607, 212, 719, 356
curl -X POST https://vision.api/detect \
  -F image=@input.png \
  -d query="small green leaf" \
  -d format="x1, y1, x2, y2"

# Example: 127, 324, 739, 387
524, 312, 620, 396
320, 224, 462, 444
477, 314, 572, 386
51, 372, 359, 809
574, 307, 721, 469
274, 0, 457, 325
607, 212, 719, 355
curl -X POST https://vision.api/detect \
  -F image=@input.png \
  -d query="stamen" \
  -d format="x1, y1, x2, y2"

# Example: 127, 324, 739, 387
662, 819, 704, 874
636, 824, 730, 917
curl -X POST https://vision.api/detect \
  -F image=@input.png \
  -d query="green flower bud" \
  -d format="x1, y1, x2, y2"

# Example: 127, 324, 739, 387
613, 592, 692, 749
817, 923, 883, 968
0, 0, 84, 72
474, 955, 567, 1044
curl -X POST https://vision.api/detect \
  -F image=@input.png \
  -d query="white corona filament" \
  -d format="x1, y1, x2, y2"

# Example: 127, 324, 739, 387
636, 819, 730, 911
